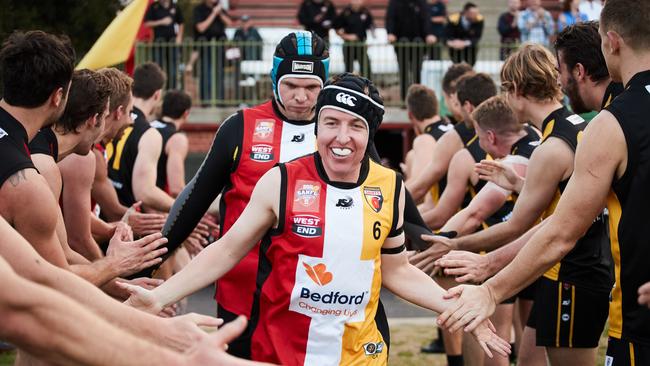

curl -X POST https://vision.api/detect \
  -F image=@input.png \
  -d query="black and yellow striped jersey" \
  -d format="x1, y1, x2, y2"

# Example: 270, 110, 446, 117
541, 106, 613, 292
466, 125, 539, 227
424, 119, 454, 204
605, 70, 650, 345
601, 82, 625, 110
105, 107, 151, 207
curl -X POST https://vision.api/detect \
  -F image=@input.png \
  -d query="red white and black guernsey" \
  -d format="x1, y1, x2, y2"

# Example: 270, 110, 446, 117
249, 153, 401, 365
162, 100, 316, 317
0, 106, 36, 188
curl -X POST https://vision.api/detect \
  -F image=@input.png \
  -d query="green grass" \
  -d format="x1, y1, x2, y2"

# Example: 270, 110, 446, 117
0, 352, 15, 366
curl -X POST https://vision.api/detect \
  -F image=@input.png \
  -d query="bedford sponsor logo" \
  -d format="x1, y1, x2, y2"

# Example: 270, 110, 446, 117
291, 215, 322, 237
300, 287, 366, 305
250, 144, 273, 162
292, 60, 314, 73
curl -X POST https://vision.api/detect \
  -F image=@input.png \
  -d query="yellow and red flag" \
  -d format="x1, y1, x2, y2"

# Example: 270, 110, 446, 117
76, 0, 153, 72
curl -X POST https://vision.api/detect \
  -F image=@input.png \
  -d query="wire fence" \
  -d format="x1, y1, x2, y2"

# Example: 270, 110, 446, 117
135, 40, 521, 108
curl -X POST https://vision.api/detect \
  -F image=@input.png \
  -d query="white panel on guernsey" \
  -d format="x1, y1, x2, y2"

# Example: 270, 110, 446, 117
288, 186, 375, 365
279, 122, 316, 162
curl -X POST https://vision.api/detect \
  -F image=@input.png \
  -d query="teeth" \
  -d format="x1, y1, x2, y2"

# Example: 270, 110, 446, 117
332, 147, 352, 157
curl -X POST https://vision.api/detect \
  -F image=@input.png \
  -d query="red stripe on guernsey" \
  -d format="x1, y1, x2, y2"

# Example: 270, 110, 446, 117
252, 155, 326, 364
216, 101, 285, 316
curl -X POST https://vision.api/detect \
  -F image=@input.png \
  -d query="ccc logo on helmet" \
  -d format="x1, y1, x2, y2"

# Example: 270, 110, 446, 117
336, 92, 357, 107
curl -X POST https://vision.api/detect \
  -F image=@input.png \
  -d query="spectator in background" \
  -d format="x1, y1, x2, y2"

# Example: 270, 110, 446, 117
445, 2, 484, 65
579, 0, 602, 20
429, 0, 448, 60
192, 0, 233, 104
233, 15, 263, 61
386, 0, 437, 101
297, 0, 337, 42
143, 0, 184, 89
557, 0, 588, 32
497, 0, 521, 60
334, 0, 375, 78
518, 0, 554, 47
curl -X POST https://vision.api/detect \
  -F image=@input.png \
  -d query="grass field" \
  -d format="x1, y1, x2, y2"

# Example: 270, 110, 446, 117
0, 323, 609, 365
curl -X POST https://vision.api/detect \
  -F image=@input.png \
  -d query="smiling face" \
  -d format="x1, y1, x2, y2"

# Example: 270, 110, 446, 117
317, 107, 369, 182
277, 77, 323, 121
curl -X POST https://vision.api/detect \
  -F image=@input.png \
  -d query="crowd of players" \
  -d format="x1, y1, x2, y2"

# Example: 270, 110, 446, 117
0, 0, 648, 365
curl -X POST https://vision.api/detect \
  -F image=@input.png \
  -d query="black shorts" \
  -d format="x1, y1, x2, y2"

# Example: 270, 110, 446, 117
502, 278, 539, 304
605, 337, 650, 366
218, 305, 253, 359
526, 277, 609, 348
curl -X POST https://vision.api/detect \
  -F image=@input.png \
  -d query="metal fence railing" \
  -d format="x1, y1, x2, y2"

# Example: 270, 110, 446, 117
135, 40, 520, 108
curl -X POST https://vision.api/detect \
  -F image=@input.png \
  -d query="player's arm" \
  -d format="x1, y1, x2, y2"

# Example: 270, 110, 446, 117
124, 168, 280, 313
443, 159, 527, 236
381, 183, 511, 358
165, 133, 189, 197
420, 149, 473, 229
92, 148, 128, 221
452, 140, 570, 252
59, 152, 104, 260
0, 216, 221, 352
1, 168, 69, 268
486, 112, 625, 302
132, 129, 175, 212
0, 254, 198, 366
437, 112, 627, 334
405, 129, 463, 201
160, 113, 242, 260
410, 134, 437, 176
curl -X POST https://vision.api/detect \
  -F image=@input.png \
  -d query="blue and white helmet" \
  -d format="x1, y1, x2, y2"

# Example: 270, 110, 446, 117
270, 31, 330, 107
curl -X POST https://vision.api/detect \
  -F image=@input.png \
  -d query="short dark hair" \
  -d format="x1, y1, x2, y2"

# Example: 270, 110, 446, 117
442, 62, 474, 95
57, 70, 111, 133
406, 84, 438, 121
132, 62, 166, 99
555, 21, 609, 82
463, 2, 478, 11
601, 0, 650, 51
456, 73, 497, 107
162, 90, 192, 119
0, 31, 75, 108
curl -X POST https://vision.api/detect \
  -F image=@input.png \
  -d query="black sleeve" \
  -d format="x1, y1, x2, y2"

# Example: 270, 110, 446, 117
497, 13, 510, 36
156, 112, 244, 264
193, 6, 206, 29
144, 5, 155, 21
385, 0, 397, 35
297, 2, 312, 28
366, 9, 374, 29
419, 0, 433, 36
470, 20, 484, 45
175, 6, 184, 24
325, 3, 337, 22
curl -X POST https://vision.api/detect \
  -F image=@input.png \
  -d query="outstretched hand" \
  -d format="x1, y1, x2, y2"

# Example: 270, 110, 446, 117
409, 233, 457, 275
184, 316, 276, 365
474, 160, 524, 193
106, 224, 168, 277
437, 284, 498, 334
434, 250, 491, 284
123, 201, 167, 236
118, 280, 165, 315
470, 319, 512, 358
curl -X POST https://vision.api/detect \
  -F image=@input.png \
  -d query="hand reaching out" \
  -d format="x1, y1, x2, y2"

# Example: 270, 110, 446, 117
475, 159, 524, 193
106, 224, 168, 277
434, 250, 492, 284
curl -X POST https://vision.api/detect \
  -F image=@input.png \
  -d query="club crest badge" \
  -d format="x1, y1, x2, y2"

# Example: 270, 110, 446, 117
253, 120, 275, 142
294, 180, 321, 212
363, 186, 383, 213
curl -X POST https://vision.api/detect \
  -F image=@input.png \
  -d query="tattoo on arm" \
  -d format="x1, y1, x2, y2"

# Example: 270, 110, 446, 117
8, 170, 27, 187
